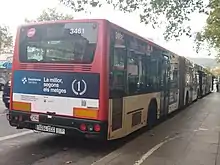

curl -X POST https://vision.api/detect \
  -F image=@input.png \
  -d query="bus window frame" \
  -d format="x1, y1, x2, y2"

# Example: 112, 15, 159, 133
18, 23, 98, 64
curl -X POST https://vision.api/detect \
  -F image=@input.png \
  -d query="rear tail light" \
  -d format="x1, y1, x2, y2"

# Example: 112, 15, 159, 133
79, 123, 101, 132
94, 124, 101, 132
79, 123, 87, 131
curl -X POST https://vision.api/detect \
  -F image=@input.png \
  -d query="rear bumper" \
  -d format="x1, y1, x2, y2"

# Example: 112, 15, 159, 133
8, 110, 108, 140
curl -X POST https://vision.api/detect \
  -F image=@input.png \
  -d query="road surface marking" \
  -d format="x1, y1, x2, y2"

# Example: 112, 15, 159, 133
198, 127, 208, 131
91, 135, 179, 165
0, 130, 33, 142
0, 113, 6, 117
0, 110, 9, 117
91, 150, 122, 165
133, 135, 179, 165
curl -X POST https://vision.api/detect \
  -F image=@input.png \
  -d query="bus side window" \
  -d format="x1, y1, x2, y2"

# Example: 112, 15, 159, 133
127, 52, 145, 94
149, 56, 160, 91
139, 55, 146, 92
127, 52, 138, 94
170, 63, 178, 88
109, 32, 127, 98
144, 56, 151, 89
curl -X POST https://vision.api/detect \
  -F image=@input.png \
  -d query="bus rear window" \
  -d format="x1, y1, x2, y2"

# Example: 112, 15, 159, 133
19, 22, 98, 64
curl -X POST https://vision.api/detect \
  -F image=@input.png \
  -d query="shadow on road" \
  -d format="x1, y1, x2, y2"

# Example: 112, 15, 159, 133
0, 132, 133, 165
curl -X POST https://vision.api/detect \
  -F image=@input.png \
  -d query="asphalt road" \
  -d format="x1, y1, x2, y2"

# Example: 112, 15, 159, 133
0, 92, 215, 165
0, 91, 28, 137
91, 92, 220, 165
0, 115, 121, 165
0, 93, 126, 165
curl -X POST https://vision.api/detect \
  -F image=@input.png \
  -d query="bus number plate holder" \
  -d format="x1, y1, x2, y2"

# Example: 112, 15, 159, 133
35, 124, 65, 135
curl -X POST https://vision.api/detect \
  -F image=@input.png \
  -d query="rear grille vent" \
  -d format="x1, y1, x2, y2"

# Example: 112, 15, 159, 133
19, 64, 92, 72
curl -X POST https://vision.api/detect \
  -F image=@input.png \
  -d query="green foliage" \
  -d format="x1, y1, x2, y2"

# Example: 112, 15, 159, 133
25, 7, 74, 22
0, 25, 13, 54
59, 0, 209, 40
57, 0, 220, 62
195, 0, 220, 59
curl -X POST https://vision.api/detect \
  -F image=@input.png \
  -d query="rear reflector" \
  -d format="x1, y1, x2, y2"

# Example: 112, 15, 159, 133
12, 101, 31, 111
73, 108, 98, 119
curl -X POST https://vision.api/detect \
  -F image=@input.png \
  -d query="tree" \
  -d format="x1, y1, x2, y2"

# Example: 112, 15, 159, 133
210, 67, 220, 76
25, 7, 74, 22
195, 1, 220, 59
59, 0, 210, 41
0, 25, 13, 54
206, 66, 211, 71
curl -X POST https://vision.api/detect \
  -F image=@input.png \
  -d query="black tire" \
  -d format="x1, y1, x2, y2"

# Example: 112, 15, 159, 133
147, 101, 157, 129
5, 103, 9, 109
195, 90, 198, 101
197, 89, 200, 99
185, 92, 189, 107
0, 84, 4, 91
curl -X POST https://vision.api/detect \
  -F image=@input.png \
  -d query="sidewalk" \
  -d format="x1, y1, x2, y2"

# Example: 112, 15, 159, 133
92, 93, 220, 165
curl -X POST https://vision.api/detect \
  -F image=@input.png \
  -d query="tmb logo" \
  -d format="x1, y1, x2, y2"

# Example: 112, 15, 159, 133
22, 77, 27, 84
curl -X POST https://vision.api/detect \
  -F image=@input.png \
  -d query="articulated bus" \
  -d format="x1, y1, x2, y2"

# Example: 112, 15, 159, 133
194, 64, 213, 98
8, 19, 212, 140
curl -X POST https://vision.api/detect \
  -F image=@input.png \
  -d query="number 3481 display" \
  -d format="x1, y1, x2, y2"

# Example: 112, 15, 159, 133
69, 28, 85, 34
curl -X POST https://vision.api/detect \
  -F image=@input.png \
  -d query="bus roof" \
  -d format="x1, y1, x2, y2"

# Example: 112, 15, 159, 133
19, 19, 105, 27
19, 19, 182, 57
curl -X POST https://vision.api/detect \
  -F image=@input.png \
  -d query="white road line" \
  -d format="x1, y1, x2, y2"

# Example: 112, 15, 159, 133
91, 135, 179, 165
133, 136, 179, 165
91, 150, 122, 165
0, 130, 33, 142
0, 113, 6, 117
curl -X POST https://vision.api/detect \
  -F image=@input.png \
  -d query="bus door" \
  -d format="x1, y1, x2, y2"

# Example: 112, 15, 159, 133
161, 54, 170, 117
108, 30, 127, 139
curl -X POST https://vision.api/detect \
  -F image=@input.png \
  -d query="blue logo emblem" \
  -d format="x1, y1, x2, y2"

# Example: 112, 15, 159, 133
22, 77, 27, 84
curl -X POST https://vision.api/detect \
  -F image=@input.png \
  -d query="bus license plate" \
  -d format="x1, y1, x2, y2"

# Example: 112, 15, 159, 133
36, 124, 65, 135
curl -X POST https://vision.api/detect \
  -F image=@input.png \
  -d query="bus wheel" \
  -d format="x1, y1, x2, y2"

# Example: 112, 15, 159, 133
185, 92, 189, 107
197, 89, 200, 99
147, 100, 157, 129
5, 103, 9, 109
0, 84, 4, 91
195, 91, 198, 101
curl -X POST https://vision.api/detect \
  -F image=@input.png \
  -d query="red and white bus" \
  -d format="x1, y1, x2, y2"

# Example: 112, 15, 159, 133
8, 19, 212, 140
